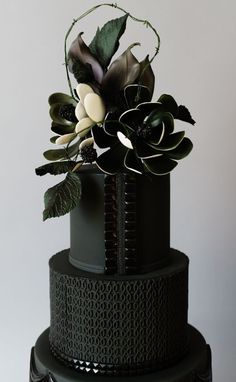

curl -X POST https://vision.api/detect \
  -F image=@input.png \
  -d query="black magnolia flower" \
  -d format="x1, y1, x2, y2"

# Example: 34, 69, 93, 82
92, 85, 194, 175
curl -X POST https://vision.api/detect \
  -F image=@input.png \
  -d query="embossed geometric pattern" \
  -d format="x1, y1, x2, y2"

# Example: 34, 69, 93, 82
49, 253, 188, 375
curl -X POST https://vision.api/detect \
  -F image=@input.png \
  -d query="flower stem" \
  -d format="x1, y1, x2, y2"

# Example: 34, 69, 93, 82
64, 3, 161, 98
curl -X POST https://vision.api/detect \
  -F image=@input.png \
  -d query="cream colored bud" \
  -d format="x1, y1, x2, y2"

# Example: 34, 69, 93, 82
75, 117, 93, 137
75, 101, 87, 121
76, 83, 94, 105
55, 133, 76, 145
84, 93, 106, 123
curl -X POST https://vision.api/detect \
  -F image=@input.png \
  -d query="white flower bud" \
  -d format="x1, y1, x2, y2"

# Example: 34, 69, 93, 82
75, 101, 87, 121
84, 93, 106, 123
55, 133, 76, 145
75, 117, 93, 137
76, 83, 94, 105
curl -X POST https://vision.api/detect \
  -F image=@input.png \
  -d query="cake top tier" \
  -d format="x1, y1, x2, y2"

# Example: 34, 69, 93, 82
35, 4, 195, 221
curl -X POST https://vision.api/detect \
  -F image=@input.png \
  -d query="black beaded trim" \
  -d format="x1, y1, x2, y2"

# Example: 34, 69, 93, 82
30, 347, 57, 382
104, 173, 137, 275
123, 173, 137, 274
50, 342, 189, 377
104, 175, 117, 274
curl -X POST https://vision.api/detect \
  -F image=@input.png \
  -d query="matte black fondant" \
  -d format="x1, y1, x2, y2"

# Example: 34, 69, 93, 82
32, 326, 212, 382
69, 165, 170, 274
49, 249, 188, 375
30, 347, 57, 382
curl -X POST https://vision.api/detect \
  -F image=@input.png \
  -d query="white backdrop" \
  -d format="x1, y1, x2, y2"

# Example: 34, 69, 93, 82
0, 0, 235, 381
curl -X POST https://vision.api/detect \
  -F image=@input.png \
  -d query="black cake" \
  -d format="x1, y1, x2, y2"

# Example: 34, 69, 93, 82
31, 4, 212, 382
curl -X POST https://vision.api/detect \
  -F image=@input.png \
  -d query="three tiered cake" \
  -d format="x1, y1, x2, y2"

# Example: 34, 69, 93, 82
30, 4, 212, 382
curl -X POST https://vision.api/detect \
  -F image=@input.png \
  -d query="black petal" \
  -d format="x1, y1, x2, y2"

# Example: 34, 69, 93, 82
96, 143, 128, 174
124, 84, 151, 109
157, 131, 185, 151
92, 124, 117, 148
157, 94, 178, 116
124, 150, 143, 174
135, 138, 162, 159
119, 109, 144, 131
143, 155, 178, 175
103, 111, 122, 136
166, 137, 193, 159
137, 102, 163, 116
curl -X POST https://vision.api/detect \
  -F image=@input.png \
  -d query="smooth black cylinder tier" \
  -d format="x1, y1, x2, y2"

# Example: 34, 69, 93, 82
49, 249, 189, 376
70, 165, 170, 274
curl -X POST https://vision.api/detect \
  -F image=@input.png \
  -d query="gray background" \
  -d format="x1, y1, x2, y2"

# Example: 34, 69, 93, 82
0, 0, 235, 380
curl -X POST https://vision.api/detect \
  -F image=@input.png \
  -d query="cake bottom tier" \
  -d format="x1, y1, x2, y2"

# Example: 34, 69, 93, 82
30, 326, 212, 382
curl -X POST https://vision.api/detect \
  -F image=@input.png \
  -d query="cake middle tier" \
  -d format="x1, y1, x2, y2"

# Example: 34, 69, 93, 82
49, 249, 189, 376
69, 166, 170, 275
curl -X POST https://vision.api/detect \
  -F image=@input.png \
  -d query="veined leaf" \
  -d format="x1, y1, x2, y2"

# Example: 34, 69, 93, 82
43, 172, 81, 221
89, 14, 128, 68
177, 105, 196, 125
43, 140, 81, 161
35, 161, 77, 176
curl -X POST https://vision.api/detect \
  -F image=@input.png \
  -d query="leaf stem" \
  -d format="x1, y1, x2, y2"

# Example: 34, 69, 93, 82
64, 3, 161, 97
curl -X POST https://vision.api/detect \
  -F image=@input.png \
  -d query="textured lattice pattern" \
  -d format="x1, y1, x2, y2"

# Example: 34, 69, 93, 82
104, 173, 137, 275
49, 254, 188, 375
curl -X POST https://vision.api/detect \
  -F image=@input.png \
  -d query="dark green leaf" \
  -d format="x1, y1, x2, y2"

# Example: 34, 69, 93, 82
166, 137, 193, 160
68, 32, 104, 83
49, 104, 74, 126
50, 136, 60, 143
177, 105, 196, 125
124, 85, 151, 109
35, 161, 77, 176
51, 121, 75, 135
143, 155, 178, 175
101, 43, 140, 97
43, 172, 81, 221
138, 56, 155, 98
43, 140, 81, 161
158, 94, 178, 116
48, 93, 77, 107
89, 15, 128, 68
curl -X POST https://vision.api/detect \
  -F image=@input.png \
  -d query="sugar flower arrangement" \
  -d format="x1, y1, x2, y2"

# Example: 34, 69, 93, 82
36, 3, 195, 221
